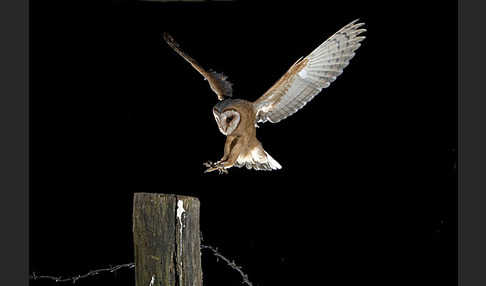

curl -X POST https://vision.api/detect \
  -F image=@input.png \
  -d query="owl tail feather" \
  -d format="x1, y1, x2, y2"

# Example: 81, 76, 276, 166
235, 147, 282, 171
264, 151, 282, 170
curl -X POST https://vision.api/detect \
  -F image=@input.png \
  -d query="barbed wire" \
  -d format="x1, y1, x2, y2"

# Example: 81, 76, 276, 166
30, 244, 253, 286
200, 244, 253, 286
30, 263, 135, 283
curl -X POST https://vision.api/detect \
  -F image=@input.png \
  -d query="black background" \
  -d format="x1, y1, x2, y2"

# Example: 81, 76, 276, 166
30, 1, 457, 285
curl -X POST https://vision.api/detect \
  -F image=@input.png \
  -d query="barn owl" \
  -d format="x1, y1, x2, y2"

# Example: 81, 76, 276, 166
163, 20, 366, 174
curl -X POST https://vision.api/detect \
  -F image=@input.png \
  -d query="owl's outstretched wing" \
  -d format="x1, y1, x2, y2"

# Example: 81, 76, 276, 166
163, 32, 233, 101
253, 20, 366, 124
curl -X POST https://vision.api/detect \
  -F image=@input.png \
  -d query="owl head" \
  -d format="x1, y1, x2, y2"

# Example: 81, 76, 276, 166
212, 99, 242, 136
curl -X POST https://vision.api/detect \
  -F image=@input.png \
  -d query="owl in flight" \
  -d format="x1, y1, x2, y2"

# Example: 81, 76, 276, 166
163, 20, 366, 174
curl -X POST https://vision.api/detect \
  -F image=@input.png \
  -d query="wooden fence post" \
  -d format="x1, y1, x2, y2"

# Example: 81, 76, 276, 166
133, 193, 202, 286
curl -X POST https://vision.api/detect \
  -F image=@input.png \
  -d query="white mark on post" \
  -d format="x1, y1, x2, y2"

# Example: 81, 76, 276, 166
149, 275, 155, 286
176, 199, 186, 282
177, 200, 186, 236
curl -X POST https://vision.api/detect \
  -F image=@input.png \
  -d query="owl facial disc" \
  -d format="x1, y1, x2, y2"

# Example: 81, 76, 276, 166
213, 109, 240, 135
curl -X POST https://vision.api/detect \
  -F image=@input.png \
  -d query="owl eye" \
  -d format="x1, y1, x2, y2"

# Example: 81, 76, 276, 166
226, 116, 234, 123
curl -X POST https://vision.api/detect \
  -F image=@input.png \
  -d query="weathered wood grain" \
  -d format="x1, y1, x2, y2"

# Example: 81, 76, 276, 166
133, 193, 202, 286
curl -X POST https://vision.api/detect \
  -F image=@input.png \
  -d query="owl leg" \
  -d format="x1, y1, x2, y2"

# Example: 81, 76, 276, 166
219, 135, 237, 163
205, 148, 239, 174
203, 153, 238, 174
203, 136, 238, 174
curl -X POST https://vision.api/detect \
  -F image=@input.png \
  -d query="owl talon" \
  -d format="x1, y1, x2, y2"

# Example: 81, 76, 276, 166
203, 161, 215, 168
217, 167, 228, 175
204, 163, 228, 175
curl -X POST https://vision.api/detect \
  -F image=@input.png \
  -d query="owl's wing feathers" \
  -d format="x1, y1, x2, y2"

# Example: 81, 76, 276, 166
163, 33, 233, 101
253, 20, 366, 123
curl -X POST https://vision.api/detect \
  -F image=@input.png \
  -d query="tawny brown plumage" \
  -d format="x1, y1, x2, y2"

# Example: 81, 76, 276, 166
163, 20, 366, 174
